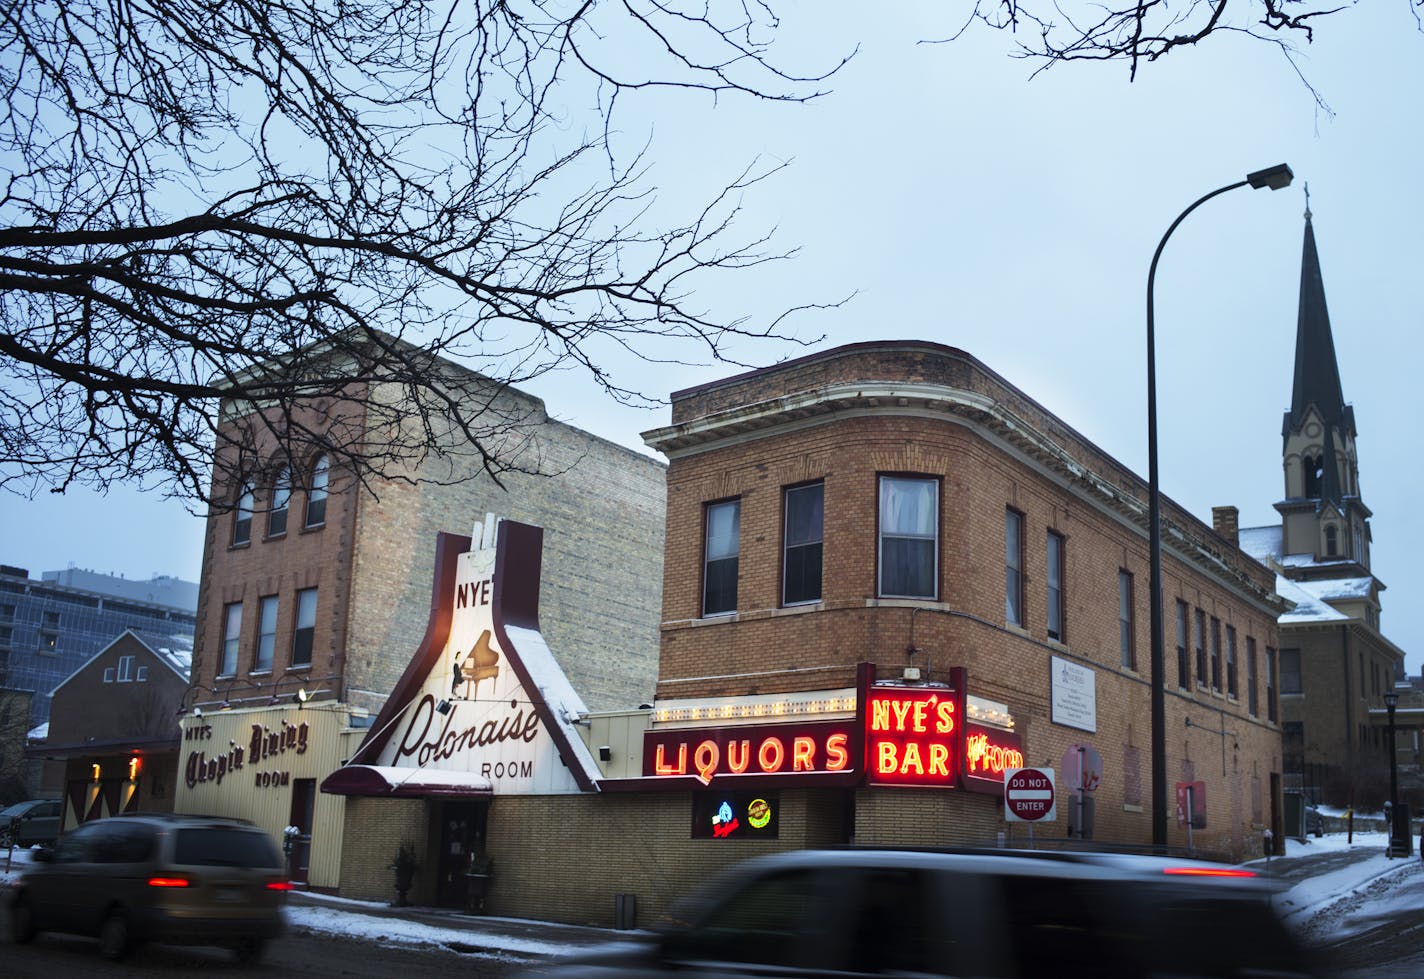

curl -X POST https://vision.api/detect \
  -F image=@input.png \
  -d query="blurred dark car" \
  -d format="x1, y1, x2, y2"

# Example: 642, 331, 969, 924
527, 847, 1325, 978
0, 799, 62, 847
6, 812, 289, 962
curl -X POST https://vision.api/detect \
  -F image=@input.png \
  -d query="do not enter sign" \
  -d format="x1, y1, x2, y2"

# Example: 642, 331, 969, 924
1004, 767, 1056, 822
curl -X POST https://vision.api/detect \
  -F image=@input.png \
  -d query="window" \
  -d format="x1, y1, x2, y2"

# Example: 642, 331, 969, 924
782, 483, 823, 606
220, 602, 242, 676
1210, 617, 1222, 691
1194, 609, 1207, 687
268, 467, 291, 537
1325, 525, 1337, 557
103, 667, 115, 683
703, 499, 741, 616
1118, 570, 1135, 670
117, 654, 135, 682
1303, 454, 1322, 497
1175, 601, 1190, 689
878, 477, 938, 599
1046, 530, 1065, 641
304, 454, 329, 528
291, 587, 318, 667
1266, 646, 1278, 722
1280, 648, 1301, 695
1247, 637, 1259, 717
1225, 625, 1238, 698
232, 482, 255, 545
136, 665, 148, 682
254, 595, 278, 672
1005, 509, 1024, 627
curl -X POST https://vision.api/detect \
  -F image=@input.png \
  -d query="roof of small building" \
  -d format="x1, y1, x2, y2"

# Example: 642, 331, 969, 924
1276, 575, 1350, 624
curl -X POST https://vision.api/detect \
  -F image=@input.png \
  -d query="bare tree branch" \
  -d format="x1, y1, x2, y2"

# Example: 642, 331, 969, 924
0, 0, 848, 507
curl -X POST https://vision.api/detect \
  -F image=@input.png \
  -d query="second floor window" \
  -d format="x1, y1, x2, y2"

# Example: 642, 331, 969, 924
255, 595, 278, 672
1046, 530, 1065, 641
117, 654, 135, 682
782, 483, 823, 605
232, 483, 254, 546
305, 454, 329, 528
703, 500, 740, 616
1247, 637, 1259, 716
1118, 570, 1135, 670
1210, 617, 1223, 691
1226, 625, 1238, 698
268, 468, 291, 537
1267, 646, 1279, 721
1005, 509, 1024, 627
291, 588, 318, 667
1194, 609, 1207, 687
220, 602, 242, 676
879, 476, 937, 599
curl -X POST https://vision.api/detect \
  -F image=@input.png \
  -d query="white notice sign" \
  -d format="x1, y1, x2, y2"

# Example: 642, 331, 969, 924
1051, 656, 1097, 733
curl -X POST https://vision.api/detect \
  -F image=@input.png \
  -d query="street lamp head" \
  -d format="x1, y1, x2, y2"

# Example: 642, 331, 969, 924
1247, 164, 1294, 191
1384, 690, 1399, 710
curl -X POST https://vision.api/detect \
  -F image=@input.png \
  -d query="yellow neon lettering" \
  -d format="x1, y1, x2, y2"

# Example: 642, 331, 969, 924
936, 701, 956, 734
871, 698, 892, 731
930, 743, 950, 777
793, 737, 815, 771
654, 742, 687, 776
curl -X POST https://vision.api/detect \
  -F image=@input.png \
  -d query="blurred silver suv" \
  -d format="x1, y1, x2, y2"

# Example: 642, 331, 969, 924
7, 812, 289, 962
531, 847, 1324, 978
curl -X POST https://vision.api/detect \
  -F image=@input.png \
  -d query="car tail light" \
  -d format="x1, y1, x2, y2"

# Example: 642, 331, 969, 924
147, 876, 192, 888
266, 880, 295, 891
1162, 867, 1257, 878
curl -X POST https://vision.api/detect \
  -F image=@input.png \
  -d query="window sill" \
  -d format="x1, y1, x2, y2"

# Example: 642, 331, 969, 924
300, 523, 326, 534
1122, 804, 1144, 814
228, 541, 251, 551
264, 532, 287, 542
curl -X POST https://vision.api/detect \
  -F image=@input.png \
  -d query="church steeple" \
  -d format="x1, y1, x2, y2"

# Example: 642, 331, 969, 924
1276, 195, 1369, 570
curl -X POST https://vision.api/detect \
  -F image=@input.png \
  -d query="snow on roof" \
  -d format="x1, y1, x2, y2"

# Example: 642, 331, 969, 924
27, 722, 48, 741
1238, 526, 1282, 564
1294, 576, 1374, 603
1277, 575, 1349, 624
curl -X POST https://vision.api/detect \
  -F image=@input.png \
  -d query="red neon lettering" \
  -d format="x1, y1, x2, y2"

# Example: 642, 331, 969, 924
726, 739, 751, 774
758, 737, 785, 772
694, 740, 719, 783
654, 743, 687, 776
825, 733, 849, 771
793, 737, 815, 771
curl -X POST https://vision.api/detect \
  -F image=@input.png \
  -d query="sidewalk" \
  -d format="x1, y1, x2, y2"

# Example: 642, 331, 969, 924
286, 888, 635, 962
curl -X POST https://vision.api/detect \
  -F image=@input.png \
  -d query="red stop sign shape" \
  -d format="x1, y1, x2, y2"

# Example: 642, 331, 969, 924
1004, 767, 1055, 822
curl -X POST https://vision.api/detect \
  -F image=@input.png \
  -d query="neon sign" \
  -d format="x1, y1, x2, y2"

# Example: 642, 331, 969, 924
692, 791, 779, 839
865, 686, 962, 787
962, 722, 1025, 794
643, 720, 856, 785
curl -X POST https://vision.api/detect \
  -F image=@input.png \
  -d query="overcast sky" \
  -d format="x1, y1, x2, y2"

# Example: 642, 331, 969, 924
3, 4, 1419, 673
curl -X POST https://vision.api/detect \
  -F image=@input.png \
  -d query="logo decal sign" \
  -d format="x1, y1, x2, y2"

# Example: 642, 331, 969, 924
691, 791, 780, 839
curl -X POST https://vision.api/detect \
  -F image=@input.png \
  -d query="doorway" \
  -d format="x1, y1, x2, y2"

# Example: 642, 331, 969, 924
287, 779, 316, 883
436, 800, 489, 910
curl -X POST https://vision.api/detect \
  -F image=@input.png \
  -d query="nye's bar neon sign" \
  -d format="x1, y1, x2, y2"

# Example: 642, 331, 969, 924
865, 686, 961, 787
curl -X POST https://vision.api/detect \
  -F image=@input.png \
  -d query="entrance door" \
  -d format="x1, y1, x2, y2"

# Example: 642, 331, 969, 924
287, 779, 316, 883
436, 801, 489, 910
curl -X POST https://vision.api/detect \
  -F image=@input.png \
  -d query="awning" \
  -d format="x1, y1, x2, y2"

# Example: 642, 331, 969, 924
321, 765, 494, 799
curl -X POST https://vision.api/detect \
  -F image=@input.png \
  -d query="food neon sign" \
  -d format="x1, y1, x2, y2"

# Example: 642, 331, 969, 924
864, 686, 962, 787
961, 722, 1025, 794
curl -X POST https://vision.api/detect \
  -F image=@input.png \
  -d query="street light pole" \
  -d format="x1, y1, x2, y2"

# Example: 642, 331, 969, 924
1385, 690, 1399, 856
1147, 164, 1293, 849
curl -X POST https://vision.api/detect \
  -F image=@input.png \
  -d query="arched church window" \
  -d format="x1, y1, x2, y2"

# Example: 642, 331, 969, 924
1303, 455, 1322, 498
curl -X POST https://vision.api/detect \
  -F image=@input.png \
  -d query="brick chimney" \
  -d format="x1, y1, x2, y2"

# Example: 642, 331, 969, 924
1212, 506, 1239, 546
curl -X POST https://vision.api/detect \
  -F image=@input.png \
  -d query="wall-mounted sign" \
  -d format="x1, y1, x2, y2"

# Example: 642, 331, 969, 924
184, 719, 311, 789
864, 685, 963, 788
325, 517, 602, 800
691, 791, 780, 839
644, 720, 856, 785
962, 722, 1025, 794
1051, 656, 1097, 733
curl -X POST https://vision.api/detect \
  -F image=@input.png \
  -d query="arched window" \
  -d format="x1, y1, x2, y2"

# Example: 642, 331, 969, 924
304, 454, 329, 528
1303, 455, 1323, 498
1324, 525, 1338, 557
232, 482, 254, 546
267, 467, 291, 537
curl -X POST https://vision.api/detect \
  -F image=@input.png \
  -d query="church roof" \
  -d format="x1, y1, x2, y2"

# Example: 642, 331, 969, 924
1286, 213, 1350, 436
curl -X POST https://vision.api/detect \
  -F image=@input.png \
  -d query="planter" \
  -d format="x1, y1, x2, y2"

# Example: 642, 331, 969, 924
464, 873, 492, 914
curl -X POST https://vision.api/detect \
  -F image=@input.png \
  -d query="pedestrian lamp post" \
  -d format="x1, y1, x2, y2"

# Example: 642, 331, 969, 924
1147, 164, 1294, 848
1385, 690, 1400, 855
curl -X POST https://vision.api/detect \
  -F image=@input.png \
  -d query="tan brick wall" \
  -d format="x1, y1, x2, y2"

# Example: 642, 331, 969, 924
338, 796, 431, 904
